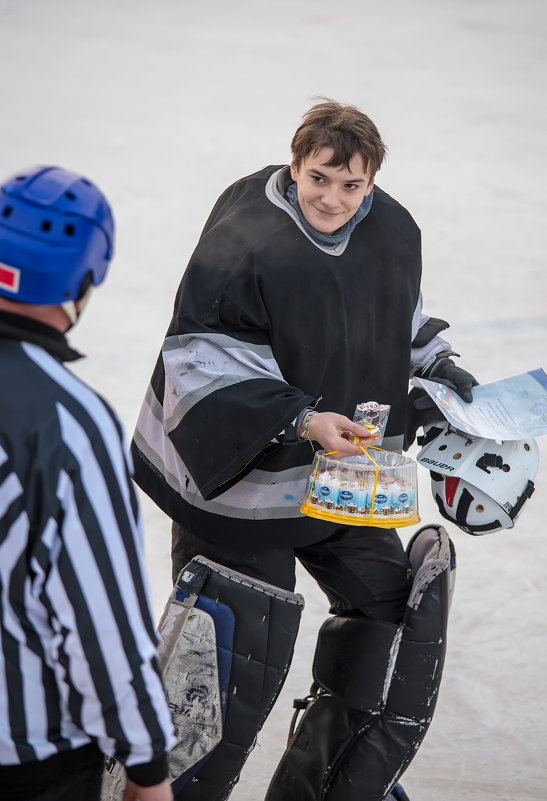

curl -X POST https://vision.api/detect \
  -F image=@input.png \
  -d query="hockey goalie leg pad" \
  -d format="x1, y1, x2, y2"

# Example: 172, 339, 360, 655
158, 556, 304, 801
265, 525, 455, 801
387, 785, 412, 801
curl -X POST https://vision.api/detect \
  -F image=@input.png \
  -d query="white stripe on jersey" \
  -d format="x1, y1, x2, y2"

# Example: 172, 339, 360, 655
21, 342, 143, 550
0, 472, 23, 516
0, 340, 175, 767
0, 512, 27, 763
56, 405, 157, 662
0, 511, 57, 760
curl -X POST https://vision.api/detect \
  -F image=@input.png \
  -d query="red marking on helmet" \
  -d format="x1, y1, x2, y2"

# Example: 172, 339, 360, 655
444, 476, 460, 507
0, 263, 20, 293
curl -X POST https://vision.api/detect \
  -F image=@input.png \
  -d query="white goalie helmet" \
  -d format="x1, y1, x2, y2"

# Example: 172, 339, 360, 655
416, 423, 539, 535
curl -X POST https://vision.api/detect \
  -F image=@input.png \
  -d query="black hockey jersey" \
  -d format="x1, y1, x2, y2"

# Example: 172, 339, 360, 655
132, 165, 422, 547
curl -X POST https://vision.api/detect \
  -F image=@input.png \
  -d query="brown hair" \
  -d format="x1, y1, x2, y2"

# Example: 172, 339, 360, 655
291, 99, 387, 176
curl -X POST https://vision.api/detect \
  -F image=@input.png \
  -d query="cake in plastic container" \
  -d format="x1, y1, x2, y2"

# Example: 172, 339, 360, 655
300, 447, 420, 528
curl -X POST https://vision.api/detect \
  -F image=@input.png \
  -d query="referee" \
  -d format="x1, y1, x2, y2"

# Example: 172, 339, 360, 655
0, 166, 175, 801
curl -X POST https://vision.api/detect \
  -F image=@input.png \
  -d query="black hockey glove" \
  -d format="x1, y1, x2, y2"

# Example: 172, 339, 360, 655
404, 353, 479, 450
404, 387, 444, 450
422, 353, 478, 403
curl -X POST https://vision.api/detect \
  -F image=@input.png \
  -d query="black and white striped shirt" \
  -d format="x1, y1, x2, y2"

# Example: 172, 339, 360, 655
0, 312, 174, 782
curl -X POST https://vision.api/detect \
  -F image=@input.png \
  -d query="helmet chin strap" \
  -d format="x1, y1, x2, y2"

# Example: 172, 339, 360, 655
61, 285, 94, 330
61, 300, 78, 328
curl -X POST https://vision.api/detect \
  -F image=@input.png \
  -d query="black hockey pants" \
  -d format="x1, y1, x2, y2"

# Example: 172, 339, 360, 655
172, 521, 413, 623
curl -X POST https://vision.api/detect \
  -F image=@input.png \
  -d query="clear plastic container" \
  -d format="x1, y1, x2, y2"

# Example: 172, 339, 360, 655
300, 447, 420, 528
353, 401, 391, 446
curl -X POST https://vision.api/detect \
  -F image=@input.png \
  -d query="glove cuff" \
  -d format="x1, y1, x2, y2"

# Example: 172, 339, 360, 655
418, 350, 460, 379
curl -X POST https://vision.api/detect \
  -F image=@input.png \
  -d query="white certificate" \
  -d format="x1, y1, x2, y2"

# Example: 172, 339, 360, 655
412, 368, 547, 440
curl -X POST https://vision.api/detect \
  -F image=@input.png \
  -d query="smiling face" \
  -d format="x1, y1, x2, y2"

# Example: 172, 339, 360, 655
290, 147, 374, 234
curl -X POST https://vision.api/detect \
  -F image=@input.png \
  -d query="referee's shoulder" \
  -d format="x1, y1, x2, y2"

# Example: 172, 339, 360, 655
15, 341, 123, 448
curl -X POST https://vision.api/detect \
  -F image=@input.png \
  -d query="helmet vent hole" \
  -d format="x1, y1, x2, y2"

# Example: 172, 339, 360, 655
501, 464, 510, 472
475, 504, 485, 514
64, 191, 76, 200
2, 205, 13, 218
41, 220, 52, 232
65, 224, 75, 236
524, 443, 530, 451
439, 444, 447, 451
453, 452, 462, 460
81, 179, 91, 186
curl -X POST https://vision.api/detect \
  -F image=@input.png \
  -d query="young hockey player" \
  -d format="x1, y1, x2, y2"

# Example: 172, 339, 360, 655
131, 99, 476, 800
0, 166, 175, 801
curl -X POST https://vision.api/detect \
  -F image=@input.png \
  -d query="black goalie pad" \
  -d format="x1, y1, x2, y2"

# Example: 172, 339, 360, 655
102, 556, 304, 801
265, 525, 455, 801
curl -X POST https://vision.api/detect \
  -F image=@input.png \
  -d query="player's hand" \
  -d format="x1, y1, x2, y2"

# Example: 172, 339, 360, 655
403, 387, 445, 450
305, 411, 372, 456
123, 778, 173, 801
427, 358, 478, 403
420, 354, 478, 404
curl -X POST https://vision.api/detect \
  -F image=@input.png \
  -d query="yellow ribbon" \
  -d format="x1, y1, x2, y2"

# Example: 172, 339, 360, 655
305, 444, 388, 525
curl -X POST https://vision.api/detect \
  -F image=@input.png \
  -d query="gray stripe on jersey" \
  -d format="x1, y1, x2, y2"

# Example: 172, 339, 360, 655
161, 333, 285, 431
135, 390, 403, 520
162, 331, 276, 358
134, 401, 307, 520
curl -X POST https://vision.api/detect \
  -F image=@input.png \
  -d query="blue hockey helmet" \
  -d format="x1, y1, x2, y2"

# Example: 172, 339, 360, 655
0, 166, 114, 304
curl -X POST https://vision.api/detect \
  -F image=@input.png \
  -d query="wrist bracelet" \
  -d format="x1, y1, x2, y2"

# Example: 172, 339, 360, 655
300, 410, 316, 446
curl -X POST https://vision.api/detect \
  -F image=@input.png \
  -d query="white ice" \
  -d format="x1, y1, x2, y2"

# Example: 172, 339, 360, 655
1, 1, 546, 798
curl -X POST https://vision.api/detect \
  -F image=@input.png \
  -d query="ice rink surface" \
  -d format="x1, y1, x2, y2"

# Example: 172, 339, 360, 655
1, 1, 546, 797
